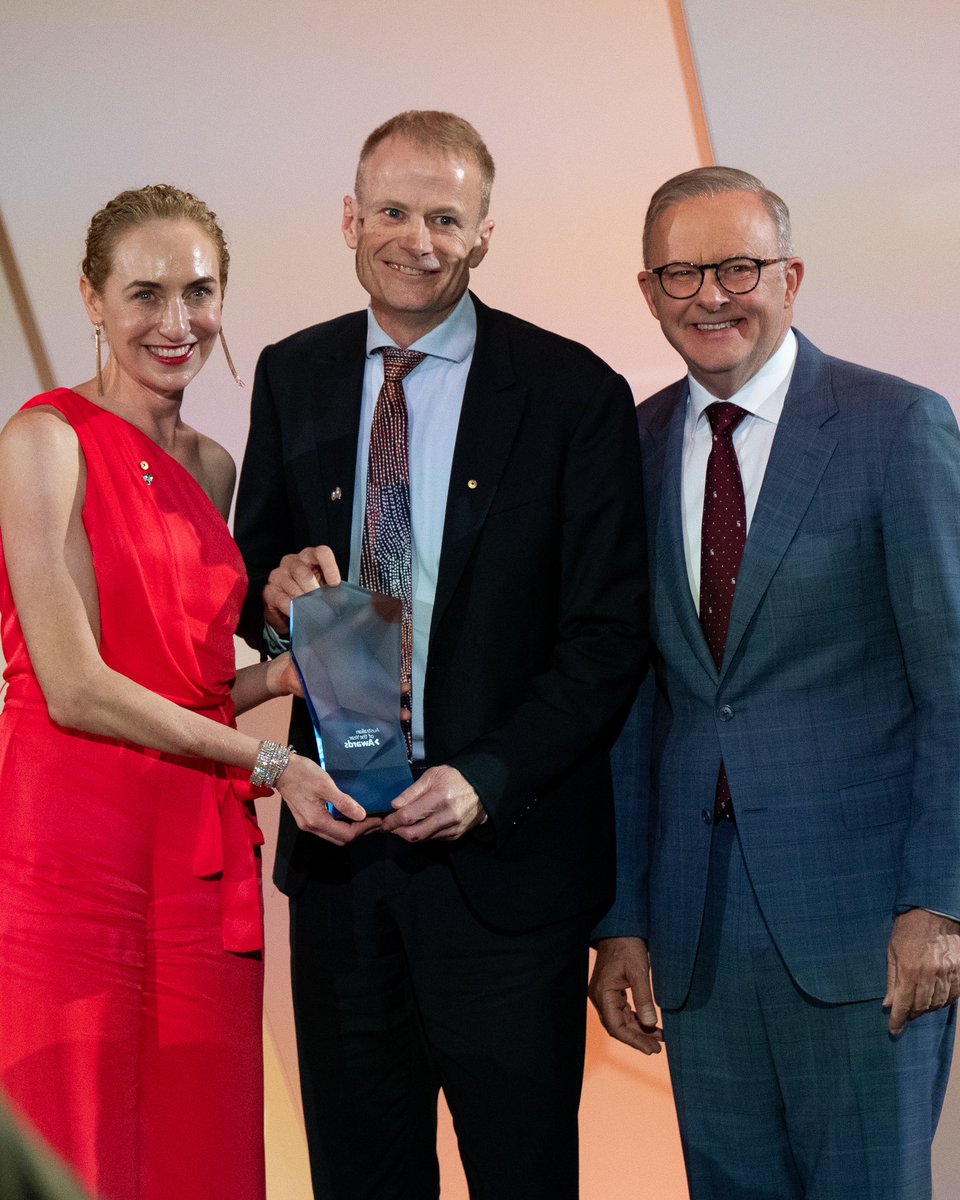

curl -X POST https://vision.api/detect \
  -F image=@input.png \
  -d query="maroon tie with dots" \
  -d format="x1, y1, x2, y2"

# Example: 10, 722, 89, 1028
359, 347, 426, 759
700, 401, 748, 821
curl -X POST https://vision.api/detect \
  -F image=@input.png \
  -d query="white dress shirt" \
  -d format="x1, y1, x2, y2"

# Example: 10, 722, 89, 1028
681, 330, 798, 610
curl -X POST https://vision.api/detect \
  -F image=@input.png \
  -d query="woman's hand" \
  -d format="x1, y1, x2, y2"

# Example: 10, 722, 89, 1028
275, 754, 382, 846
232, 652, 303, 715
264, 651, 303, 699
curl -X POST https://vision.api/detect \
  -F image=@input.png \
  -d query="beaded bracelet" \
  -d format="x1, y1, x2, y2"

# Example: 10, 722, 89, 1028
250, 739, 295, 788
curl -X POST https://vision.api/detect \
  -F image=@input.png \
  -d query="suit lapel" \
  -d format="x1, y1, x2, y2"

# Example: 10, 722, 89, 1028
721, 333, 839, 677
653, 383, 719, 682
430, 297, 528, 637
304, 316, 366, 569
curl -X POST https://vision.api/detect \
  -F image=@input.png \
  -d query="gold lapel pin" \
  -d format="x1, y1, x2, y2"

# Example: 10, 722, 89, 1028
467, 479, 478, 490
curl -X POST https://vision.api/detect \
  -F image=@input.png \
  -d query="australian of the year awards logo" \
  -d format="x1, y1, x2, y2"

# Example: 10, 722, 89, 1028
343, 726, 383, 751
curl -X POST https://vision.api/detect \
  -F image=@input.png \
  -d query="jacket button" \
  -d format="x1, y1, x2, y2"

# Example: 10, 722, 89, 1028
701, 809, 712, 825
718, 705, 733, 721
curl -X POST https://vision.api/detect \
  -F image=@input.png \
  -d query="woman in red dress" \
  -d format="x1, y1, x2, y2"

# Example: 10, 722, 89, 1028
0, 186, 367, 1200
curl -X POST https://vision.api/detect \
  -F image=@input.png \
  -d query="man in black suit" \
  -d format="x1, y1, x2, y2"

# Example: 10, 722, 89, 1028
234, 110, 646, 1200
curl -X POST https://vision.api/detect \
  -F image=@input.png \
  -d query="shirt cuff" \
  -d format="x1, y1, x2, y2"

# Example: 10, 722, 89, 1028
263, 623, 291, 657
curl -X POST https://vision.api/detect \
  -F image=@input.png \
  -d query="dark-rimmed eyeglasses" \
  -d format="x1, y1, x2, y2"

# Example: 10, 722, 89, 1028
649, 257, 789, 299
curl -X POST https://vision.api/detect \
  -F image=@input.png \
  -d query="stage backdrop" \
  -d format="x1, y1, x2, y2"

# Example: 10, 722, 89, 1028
3, 1, 959, 1196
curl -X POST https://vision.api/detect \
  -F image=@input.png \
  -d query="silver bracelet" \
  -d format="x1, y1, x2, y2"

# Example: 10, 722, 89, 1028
251, 739, 294, 788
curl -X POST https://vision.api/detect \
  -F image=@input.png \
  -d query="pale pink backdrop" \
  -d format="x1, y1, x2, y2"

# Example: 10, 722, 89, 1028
3, 1, 959, 1195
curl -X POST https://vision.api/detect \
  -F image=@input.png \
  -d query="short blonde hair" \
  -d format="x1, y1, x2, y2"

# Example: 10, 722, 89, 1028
355, 110, 496, 218
82, 184, 230, 293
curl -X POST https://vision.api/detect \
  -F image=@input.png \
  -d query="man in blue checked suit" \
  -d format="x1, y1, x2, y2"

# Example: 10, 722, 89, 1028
589, 166, 960, 1198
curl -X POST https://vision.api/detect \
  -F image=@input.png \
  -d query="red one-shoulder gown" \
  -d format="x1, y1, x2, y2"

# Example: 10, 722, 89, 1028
0, 390, 267, 1200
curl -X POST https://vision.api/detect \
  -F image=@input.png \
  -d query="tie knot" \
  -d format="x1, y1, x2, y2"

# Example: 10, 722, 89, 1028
705, 401, 747, 439
380, 347, 426, 383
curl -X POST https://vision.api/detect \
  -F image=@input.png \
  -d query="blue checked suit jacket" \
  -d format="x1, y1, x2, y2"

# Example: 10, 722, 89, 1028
597, 330, 960, 1009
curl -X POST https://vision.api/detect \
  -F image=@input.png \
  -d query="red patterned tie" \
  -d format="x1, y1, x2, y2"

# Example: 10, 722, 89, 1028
359, 347, 425, 758
699, 401, 748, 821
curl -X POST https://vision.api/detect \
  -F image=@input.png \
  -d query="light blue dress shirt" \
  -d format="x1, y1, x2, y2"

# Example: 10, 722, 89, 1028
348, 292, 477, 758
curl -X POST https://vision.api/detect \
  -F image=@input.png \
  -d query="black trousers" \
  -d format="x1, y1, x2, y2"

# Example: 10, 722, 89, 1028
289, 834, 591, 1200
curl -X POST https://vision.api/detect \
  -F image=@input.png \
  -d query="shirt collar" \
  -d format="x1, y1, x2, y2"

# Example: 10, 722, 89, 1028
688, 328, 797, 427
365, 291, 477, 363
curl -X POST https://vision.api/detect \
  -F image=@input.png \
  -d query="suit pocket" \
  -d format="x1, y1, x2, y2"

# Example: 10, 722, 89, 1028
773, 520, 880, 616
840, 772, 910, 829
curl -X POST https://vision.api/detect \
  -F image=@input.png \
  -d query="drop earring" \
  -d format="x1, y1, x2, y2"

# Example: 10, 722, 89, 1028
219, 329, 245, 388
94, 324, 104, 397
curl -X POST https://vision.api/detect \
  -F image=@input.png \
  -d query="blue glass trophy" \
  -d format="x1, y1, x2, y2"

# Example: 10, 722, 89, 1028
290, 581, 413, 815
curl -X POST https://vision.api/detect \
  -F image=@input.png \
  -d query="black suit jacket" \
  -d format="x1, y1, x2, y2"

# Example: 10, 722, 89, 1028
234, 294, 647, 932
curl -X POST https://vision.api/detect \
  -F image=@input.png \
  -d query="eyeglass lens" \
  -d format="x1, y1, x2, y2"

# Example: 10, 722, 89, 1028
659, 258, 762, 298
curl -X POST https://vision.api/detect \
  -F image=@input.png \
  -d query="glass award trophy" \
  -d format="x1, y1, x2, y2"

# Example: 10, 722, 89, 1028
289, 581, 413, 815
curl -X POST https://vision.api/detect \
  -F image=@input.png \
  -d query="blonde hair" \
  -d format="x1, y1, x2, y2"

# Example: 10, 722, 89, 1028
356, 110, 496, 217
82, 184, 230, 293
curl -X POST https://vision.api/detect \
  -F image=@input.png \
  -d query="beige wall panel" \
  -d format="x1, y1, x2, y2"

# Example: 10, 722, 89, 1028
684, 0, 960, 413
0, 235, 48, 405
1, 0, 704, 447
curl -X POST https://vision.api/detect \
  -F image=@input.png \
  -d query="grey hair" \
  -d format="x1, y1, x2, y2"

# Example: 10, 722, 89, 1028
642, 166, 794, 265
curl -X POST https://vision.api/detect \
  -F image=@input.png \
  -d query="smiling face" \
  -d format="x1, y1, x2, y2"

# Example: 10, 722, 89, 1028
81, 218, 222, 399
342, 135, 494, 347
638, 191, 803, 398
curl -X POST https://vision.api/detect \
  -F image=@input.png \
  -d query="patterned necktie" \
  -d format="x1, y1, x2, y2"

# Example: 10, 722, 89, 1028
699, 401, 748, 821
359, 347, 426, 759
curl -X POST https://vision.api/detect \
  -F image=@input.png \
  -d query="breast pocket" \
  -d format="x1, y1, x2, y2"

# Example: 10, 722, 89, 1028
772, 520, 881, 616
